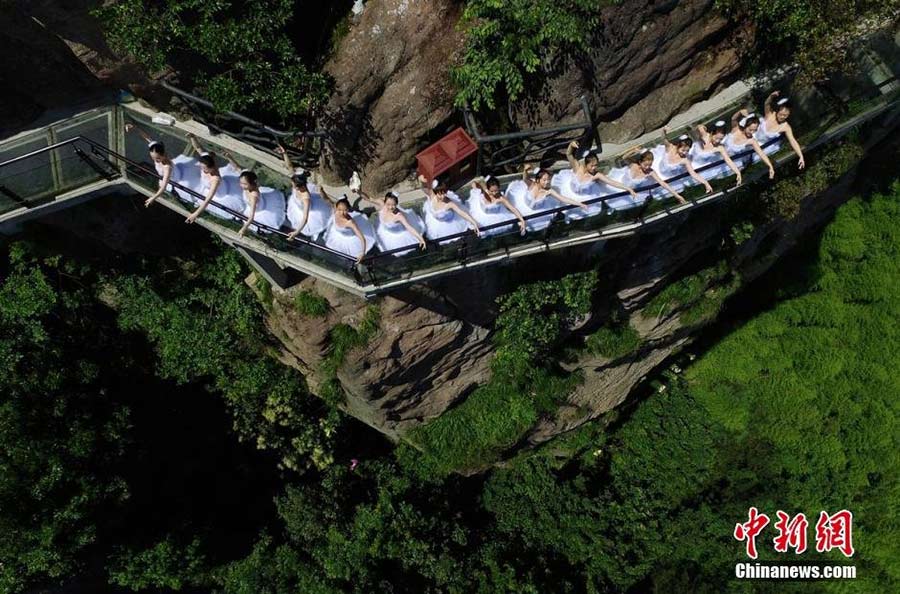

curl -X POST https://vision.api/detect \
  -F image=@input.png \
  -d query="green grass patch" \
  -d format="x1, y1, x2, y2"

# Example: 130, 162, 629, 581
319, 305, 380, 406
293, 289, 330, 317
585, 321, 641, 359
645, 261, 731, 320
408, 369, 580, 476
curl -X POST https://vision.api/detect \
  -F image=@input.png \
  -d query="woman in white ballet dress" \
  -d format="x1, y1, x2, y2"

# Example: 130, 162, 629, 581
184, 134, 246, 223
125, 122, 201, 207
757, 91, 805, 169
356, 189, 427, 256
689, 120, 743, 184
272, 148, 331, 241
509, 166, 590, 232
552, 141, 639, 221
420, 177, 482, 244
649, 128, 713, 196
723, 110, 776, 179
605, 149, 687, 207
467, 175, 527, 236
323, 194, 377, 263
216, 152, 286, 235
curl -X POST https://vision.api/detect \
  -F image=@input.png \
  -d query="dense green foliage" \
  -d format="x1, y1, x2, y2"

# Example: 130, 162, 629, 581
716, 0, 898, 82
409, 272, 596, 474
226, 184, 900, 593
108, 537, 208, 591
0, 245, 130, 593
114, 249, 339, 471
453, 0, 614, 110
94, 0, 330, 124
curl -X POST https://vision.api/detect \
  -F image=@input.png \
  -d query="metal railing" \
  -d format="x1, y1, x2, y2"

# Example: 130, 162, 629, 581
3, 36, 898, 295
160, 82, 326, 170
463, 95, 597, 176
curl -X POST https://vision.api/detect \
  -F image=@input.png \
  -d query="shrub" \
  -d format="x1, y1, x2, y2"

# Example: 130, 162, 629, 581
761, 140, 864, 221
585, 321, 641, 359
409, 271, 597, 474
645, 262, 732, 321
453, 1, 614, 110
319, 305, 380, 406
715, 1, 896, 83
293, 289, 330, 318
94, 0, 331, 125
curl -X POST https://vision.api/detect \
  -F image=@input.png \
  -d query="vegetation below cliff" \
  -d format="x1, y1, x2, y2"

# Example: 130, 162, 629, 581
1, 173, 898, 592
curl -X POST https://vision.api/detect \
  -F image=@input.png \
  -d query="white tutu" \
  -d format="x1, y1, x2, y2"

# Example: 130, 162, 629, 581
244, 187, 286, 233
156, 155, 202, 200
755, 119, 783, 157
507, 180, 560, 232
651, 145, 695, 194
424, 191, 471, 244
324, 212, 376, 259
467, 188, 519, 236
604, 166, 654, 211
286, 183, 331, 239
550, 169, 604, 221
198, 171, 246, 220
376, 207, 426, 256
723, 133, 756, 169
689, 143, 734, 181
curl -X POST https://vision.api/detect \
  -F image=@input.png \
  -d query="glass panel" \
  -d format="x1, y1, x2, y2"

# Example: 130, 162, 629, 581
53, 113, 112, 189
0, 134, 53, 214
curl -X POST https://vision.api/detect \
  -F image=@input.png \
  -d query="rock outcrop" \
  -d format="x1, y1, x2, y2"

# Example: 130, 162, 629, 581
267, 278, 495, 438
509, 0, 750, 142
319, 0, 467, 191
320, 0, 750, 191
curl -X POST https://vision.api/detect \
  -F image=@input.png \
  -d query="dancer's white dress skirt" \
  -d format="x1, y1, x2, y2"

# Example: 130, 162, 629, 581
754, 119, 783, 157
604, 166, 654, 211
286, 183, 331, 240
375, 208, 426, 256
156, 155, 202, 200
689, 143, 734, 181
723, 133, 756, 169
325, 212, 377, 259
424, 191, 471, 244
550, 169, 604, 221
197, 171, 246, 220
244, 187, 286, 233
650, 145, 695, 194
467, 188, 519, 236
507, 180, 560, 232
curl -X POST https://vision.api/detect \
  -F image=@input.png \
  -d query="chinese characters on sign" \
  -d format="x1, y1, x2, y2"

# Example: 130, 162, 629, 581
734, 509, 854, 559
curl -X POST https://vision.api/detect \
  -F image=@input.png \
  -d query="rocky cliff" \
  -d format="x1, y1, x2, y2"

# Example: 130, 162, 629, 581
264, 127, 891, 450
320, 0, 750, 191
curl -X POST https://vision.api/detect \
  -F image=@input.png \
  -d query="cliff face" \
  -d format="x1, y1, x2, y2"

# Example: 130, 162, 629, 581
267, 278, 496, 438
319, 0, 467, 191
320, 0, 750, 191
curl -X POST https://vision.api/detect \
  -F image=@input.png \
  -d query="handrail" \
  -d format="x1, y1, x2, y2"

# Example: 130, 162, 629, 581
464, 95, 597, 176
0, 135, 358, 265
360, 136, 782, 262
0, 138, 85, 168
159, 82, 325, 169
161, 82, 327, 139
81, 139, 359, 264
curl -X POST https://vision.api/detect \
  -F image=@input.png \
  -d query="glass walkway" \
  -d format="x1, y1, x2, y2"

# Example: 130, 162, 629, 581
2, 34, 898, 297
